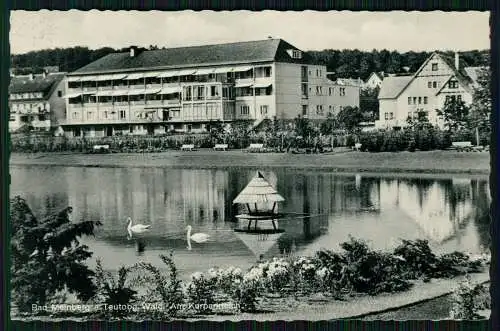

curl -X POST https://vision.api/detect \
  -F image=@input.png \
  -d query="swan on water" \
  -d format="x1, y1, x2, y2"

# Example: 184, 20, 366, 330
127, 217, 151, 240
186, 225, 210, 250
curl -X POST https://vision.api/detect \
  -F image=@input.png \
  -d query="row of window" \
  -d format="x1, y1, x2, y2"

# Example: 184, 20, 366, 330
68, 67, 272, 89
10, 91, 63, 99
10, 102, 50, 112
407, 109, 429, 120
300, 104, 346, 116
426, 80, 458, 89
314, 86, 346, 96
302, 84, 346, 98
10, 92, 44, 100
239, 105, 269, 116
384, 112, 395, 120
10, 114, 48, 122
427, 81, 441, 89
300, 65, 328, 82
445, 94, 462, 102
68, 86, 272, 105
408, 96, 428, 105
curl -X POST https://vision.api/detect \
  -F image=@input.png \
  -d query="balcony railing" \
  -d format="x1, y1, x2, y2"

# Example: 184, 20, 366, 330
97, 86, 113, 91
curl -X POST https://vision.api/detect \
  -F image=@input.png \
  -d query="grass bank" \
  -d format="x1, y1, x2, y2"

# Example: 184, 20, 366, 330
9, 149, 490, 176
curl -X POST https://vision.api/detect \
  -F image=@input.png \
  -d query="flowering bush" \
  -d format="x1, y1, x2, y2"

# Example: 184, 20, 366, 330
185, 270, 218, 314
262, 258, 291, 293
449, 275, 489, 320
291, 256, 320, 293
215, 266, 243, 294
231, 265, 265, 312
314, 250, 345, 294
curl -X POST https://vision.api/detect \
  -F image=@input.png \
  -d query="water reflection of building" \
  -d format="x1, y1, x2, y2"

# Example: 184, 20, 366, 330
65, 167, 227, 237
378, 178, 474, 243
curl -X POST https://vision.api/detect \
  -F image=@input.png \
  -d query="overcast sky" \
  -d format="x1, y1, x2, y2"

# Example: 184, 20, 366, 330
10, 10, 489, 55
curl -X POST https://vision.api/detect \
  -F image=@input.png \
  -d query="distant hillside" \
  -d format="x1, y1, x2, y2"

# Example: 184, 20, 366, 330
11, 46, 489, 80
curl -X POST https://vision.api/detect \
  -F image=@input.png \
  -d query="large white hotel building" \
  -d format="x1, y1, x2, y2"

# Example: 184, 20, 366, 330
63, 39, 359, 137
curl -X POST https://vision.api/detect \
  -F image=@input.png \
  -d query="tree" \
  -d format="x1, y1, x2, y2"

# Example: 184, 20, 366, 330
320, 112, 339, 135
468, 67, 491, 145
207, 120, 225, 143
337, 106, 363, 133
11, 196, 102, 312
437, 98, 470, 132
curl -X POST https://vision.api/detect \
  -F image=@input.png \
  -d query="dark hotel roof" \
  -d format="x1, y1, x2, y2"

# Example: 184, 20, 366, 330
70, 39, 313, 75
9, 73, 66, 94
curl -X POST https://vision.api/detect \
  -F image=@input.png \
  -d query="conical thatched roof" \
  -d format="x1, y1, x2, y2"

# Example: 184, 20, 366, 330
233, 172, 285, 204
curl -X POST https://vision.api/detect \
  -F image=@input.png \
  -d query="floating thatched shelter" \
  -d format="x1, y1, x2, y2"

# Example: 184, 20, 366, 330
232, 171, 286, 256
233, 171, 285, 216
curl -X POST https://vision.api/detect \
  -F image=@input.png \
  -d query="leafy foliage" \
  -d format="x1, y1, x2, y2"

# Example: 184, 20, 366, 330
11, 196, 101, 313
337, 106, 363, 133
393, 239, 438, 279
449, 276, 489, 320
185, 271, 218, 314
94, 259, 137, 318
130, 252, 184, 319
358, 128, 452, 152
437, 98, 470, 132
468, 67, 491, 145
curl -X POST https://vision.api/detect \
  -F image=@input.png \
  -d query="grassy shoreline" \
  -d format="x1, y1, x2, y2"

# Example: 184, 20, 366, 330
9, 149, 490, 176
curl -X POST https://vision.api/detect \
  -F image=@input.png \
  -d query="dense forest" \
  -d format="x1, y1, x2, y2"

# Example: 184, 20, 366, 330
11, 46, 489, 80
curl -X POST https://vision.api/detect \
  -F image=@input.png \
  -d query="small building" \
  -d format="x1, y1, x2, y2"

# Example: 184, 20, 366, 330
232, 171, 286, 257
376, 52, 482, 130
8, 72, 67, 133
364, 71, 384, 90
62, 39, 360, 137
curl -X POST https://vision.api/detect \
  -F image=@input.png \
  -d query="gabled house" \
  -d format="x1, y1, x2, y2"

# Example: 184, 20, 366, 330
364, 71, 384, 89
376, 52, 479, 130
8, 72, 67, 133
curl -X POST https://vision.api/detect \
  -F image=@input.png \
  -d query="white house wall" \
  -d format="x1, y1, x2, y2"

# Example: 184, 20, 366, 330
275, 62, 360, 120
274, 62, 304, 119
48, 79, 67, 128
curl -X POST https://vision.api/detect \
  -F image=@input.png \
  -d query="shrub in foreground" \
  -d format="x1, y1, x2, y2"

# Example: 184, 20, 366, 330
130, 253, 184, 319
10, 197, 101, 313
449, 275, 490, 320
93, 259, 137, 318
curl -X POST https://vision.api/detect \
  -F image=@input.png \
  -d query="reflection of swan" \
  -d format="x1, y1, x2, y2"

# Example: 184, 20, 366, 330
135, 238, 147, 255
127, 217, 151, 240
186, 225, 210, 250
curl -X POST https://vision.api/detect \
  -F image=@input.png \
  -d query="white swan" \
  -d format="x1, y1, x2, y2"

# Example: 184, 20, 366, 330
186, 225, 210, 250
127, 217, 151, 240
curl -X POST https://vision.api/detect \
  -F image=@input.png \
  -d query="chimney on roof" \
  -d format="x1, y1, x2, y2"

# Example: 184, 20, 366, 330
455, 52, 460, 70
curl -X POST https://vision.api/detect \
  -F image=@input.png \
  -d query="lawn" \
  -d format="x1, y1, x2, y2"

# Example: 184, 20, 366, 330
9, 149, 490, 175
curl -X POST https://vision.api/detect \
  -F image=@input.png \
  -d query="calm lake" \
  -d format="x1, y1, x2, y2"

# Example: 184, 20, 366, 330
10, 166, 491, 280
